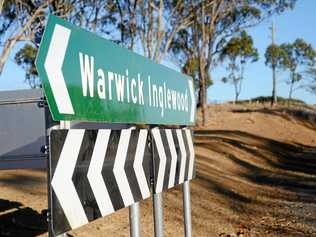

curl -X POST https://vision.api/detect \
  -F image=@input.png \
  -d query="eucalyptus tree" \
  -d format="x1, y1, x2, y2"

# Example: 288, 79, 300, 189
220, 31, 259, 103
0, 0, 196, 87
0, 0, 117, 87
171, 0, 296, 125
0, 0, 297, 117
265, 43, 287, 105
280, 39, 316, 103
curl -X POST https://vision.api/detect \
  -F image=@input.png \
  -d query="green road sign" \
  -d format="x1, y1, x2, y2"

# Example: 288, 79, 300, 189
36, 15, 196, 125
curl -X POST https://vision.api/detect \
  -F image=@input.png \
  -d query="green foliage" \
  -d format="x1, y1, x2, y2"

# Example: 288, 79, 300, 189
0, 0, 17, 38
182, 57, 213, 92
0, 0, 121, 87
234, 96, 306, 105
281, 39, 316, 101
265, 44, 287, 69
265, 38, 316, 100
211, 0, 296, 56
0, 0, 297, 92
220, 31, 259, 102
305, 67, 316, 94
170, 0, 296, 80
220, 31, 259, 63
15, 44, 39, 88
280, 39, 316, 74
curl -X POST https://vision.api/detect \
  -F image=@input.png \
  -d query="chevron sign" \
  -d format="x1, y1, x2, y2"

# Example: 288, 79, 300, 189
49, 129, 194, 235
151, 129, 195, 194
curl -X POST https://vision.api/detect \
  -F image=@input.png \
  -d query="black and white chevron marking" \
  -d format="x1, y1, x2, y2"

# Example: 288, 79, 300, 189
49, 129, 151, 235
151, 129, 195, 194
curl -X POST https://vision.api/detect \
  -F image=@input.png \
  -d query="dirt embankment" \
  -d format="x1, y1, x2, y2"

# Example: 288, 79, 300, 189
0, 104, 315, 237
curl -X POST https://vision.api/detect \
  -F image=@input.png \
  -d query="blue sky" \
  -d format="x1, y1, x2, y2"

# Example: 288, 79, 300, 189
1, 1, 316, 104
210, 0, 316, 104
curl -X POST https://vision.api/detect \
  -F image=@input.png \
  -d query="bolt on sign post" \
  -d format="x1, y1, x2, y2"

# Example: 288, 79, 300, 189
36, 15, 197, 237
35, 15, 195, 126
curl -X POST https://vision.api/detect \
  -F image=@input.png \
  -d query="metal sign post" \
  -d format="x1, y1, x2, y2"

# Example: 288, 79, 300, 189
128, 126, 141, 237
183, 128, 194, 237
129, 202, 141, 237
153, 192, 164, 237
151, 128, 164, 237
183, 181, 192, 237
150, 129, 195, 237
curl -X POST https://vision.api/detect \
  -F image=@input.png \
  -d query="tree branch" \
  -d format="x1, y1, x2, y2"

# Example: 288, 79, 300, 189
0, 0, 52, 74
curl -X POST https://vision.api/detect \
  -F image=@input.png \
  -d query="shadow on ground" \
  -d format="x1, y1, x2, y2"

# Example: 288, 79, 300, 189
195, 129, 316, 198
0, 199, 47, 237
194, 129, 316, 236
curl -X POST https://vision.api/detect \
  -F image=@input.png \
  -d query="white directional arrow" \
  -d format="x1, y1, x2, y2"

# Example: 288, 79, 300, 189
51, 129, 88, 229
185, 129, 195, 180
44, 24, 74, 115
113, 130, 134, 207
188, 79, 195, 123
87, 130, 114, 216
152, 129, 167, 193
133, 129, 150, 199
165, 129, 177, 189
177, 129, 187, 184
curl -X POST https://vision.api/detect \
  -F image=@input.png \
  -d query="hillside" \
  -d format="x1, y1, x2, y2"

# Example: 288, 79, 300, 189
0, 104, 315, 237
194, 104, 316, 236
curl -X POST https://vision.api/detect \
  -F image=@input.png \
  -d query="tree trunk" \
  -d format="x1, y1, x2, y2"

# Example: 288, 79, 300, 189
199, 2, 207, 127
196, 88, 201, 109
198, 61, 207, 126
235, 93, 239, 103
271, 64, 277, 106
233, 75, 239, 104
0, 39, 17, 74
0, 2, 48, 75
200, 70, 207, 126
288, 80, 294, 107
